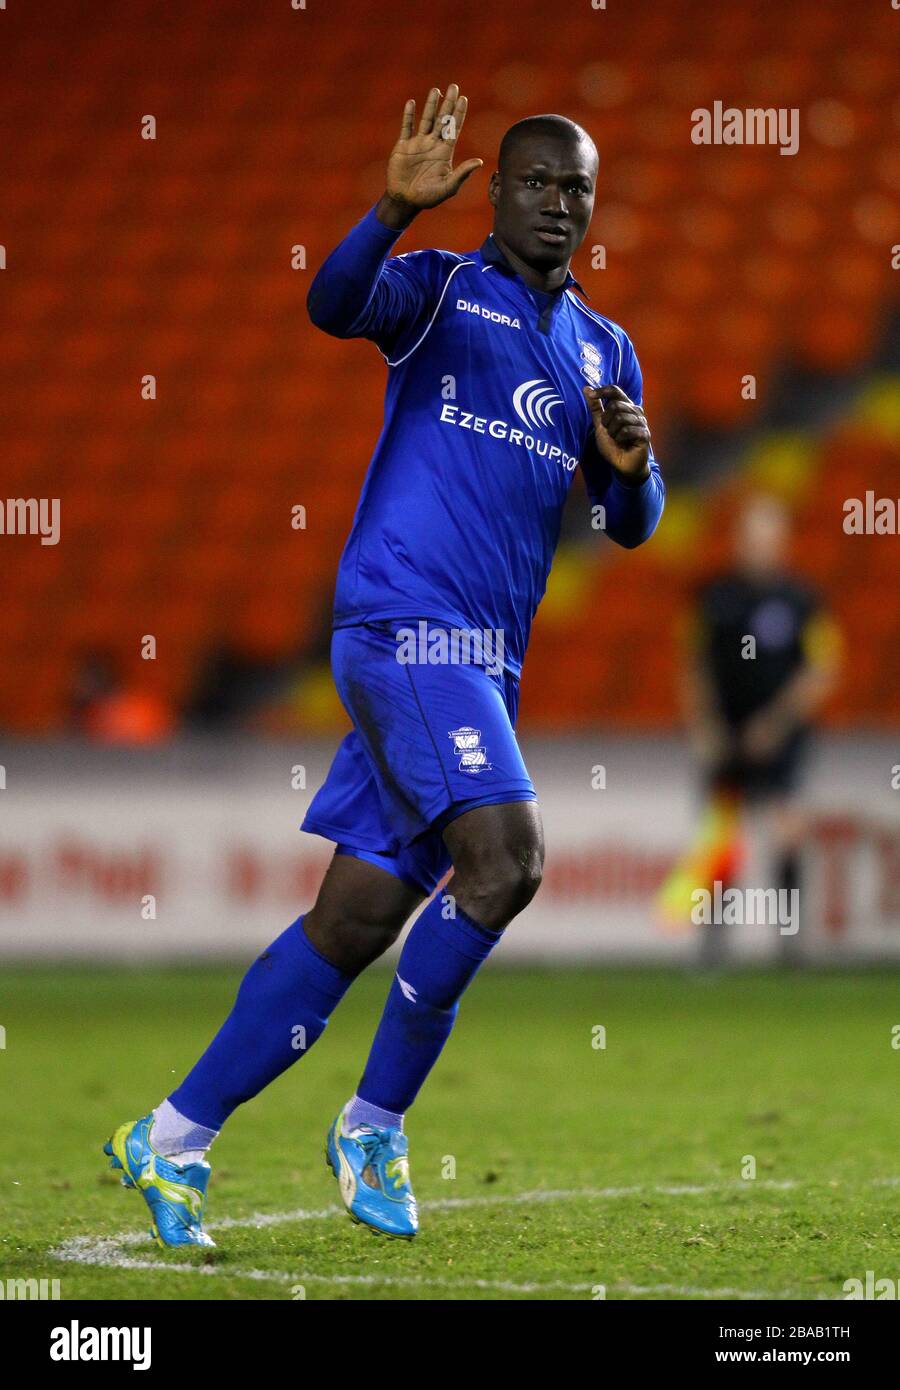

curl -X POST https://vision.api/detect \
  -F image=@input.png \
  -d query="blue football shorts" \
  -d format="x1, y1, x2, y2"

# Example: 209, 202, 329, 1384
301, 621, 537, 895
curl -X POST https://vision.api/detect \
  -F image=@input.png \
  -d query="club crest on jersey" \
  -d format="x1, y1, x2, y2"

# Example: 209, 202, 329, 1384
579, 340, 603, 386
448, 726, 491, 774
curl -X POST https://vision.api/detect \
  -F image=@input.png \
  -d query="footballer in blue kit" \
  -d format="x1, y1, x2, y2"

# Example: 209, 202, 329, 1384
104, 84, 664, 1246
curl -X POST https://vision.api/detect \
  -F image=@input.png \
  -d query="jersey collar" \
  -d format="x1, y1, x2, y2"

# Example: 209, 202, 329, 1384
478, 232, 588, 298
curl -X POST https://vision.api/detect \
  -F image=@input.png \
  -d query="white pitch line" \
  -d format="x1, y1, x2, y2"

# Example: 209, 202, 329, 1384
58, 1178, 803, 1252
49, 1244, 597, 1295
51, 1176, 896, 1300
48, 1242, 797, 1299
161, 1177, 807, 1239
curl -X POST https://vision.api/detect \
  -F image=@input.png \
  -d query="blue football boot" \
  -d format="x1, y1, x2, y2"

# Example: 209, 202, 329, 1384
103, 1113, 215, 1249
326, 1108, 418, 1239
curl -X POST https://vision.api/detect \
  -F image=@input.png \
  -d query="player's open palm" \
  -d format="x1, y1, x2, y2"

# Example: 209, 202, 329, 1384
386, 84, 483, 212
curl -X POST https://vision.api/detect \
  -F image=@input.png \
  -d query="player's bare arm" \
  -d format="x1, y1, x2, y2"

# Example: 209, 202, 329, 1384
583, 383, 652, 483
376, 83, 483, 231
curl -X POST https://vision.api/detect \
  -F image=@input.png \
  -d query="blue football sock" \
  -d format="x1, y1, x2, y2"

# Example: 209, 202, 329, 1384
169, 915, 354, 1130
356, 898, 502, 1116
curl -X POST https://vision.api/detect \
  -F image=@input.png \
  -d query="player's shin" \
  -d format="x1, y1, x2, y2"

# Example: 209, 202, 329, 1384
350, 896, 502, 1124
164, 914, 355, 1137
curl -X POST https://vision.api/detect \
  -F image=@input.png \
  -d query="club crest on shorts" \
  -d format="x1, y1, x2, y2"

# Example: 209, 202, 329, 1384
579, 340, 603, 387
448, 725, 491, 774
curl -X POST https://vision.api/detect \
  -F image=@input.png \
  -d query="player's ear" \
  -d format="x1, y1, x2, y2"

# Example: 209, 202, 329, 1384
487, 170, 501, 206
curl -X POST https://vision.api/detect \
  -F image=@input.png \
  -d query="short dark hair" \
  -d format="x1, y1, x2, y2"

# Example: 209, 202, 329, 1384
498, 115, 597, 172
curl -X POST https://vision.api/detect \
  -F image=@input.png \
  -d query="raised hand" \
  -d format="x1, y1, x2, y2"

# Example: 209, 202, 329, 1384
584, 385, 652, 482
377, 84, 483, 229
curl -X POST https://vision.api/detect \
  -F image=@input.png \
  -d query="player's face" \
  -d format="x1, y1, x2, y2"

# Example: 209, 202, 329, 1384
489, 135, 597, 271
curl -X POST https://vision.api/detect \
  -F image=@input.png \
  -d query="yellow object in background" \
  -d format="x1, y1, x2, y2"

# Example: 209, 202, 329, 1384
657, 791, 745, 933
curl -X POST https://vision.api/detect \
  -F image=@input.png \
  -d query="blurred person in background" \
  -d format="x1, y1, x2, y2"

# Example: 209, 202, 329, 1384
68, 648, 174, 744
660, 493, 841, 966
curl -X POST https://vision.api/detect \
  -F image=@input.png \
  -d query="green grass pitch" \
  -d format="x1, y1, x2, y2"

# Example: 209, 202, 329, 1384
1, 964, 898, 1301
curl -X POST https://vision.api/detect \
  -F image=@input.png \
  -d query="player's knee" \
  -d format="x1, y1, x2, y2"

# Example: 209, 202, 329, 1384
445, 801, 545, 929
357, 893, 414, 944
348, 910, 407, 951
304, 902, 407, 973
460, 848, 543, 929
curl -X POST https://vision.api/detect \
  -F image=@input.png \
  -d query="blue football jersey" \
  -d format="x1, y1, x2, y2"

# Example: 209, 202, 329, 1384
308, 207, 664, 677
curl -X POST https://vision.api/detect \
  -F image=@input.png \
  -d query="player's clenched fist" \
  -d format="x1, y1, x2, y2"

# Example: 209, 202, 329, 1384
583, 384, 652, 482
377, 84, 483, 230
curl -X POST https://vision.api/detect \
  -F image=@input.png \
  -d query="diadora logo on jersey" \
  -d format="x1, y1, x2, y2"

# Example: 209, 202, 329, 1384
448, 726, 492, 774
579, 340, 603, 387
456, 297, 521, 329
512, 378, 564, 429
